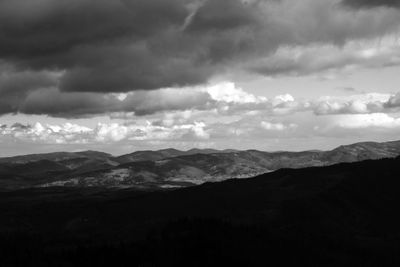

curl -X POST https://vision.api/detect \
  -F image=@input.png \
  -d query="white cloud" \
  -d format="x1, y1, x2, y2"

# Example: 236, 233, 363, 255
333, 113, 400, 129
0, 119, 213, 145
313, 93, 391, 115
91, 120, 211, 143
272, 94, 295, 106
0, 122, 94, 144
204, 82, 266, 104
95, 123, 129, 142
47, 123, 92, 134
261, 121, 297, 131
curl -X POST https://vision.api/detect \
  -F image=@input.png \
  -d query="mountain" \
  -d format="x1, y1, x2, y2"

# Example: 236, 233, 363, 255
115, 148, 185, 163
115, 148, 238, 163
0, 151, 120, 190
0, 150, 113, 164
321, 140, 400, 163
1, 140, 400, 190
1, 157, 400, 266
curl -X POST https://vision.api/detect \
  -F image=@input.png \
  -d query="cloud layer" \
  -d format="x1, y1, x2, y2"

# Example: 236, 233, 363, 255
2, 82, 400, 149
1, 79, 400, 120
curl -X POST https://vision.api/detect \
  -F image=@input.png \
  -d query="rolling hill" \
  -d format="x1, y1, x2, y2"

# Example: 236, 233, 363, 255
1, 140, 400, 190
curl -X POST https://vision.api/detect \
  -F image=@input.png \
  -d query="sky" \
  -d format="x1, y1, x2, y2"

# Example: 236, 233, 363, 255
1, 0, 400, 156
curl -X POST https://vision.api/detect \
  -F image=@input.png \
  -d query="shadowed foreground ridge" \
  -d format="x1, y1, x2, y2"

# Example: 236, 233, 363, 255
1, 156, 400, 266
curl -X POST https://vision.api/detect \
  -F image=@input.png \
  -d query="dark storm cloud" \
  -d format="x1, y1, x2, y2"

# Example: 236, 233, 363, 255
17, 88, 214, 118
58, 43, 214, 92
0, 0, 187, 59
185, 0, 258, 33
0, 0, 260, 93
342, 0, 400, 8
0, 69, 58, 114
0, 71, 57, 95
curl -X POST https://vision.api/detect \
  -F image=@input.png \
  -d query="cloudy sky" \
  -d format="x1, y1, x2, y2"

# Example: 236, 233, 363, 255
1, 0, 400, 156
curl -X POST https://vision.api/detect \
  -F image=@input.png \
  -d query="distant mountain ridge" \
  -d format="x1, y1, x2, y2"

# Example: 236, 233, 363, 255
0, 150, 113, 164
1, 140, 400, 190
115, 148, 237, 164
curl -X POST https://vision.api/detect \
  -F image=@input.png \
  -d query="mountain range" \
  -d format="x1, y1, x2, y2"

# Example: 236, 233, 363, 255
1, 139, 400, 190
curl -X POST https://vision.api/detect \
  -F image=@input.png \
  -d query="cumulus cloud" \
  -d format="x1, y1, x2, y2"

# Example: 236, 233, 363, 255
333, 113, 400, 128
0, 120, 211, 145
204, 82, 266, 104
313, 93, 391, 115
204, 87, 400, 117
261, 121, 297, 131
0, 122, 92, 144
310, 91, 400, 116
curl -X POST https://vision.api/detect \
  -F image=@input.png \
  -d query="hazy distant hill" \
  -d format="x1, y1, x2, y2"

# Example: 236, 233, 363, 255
321, 140, 400, 163
1, 156, 400, 266
1, 140, 400, 189
115, 148, 237, 164
0, 150, 113, 164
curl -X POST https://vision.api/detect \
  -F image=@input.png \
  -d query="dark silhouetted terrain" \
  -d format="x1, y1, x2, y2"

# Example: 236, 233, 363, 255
1, 156, 400, 266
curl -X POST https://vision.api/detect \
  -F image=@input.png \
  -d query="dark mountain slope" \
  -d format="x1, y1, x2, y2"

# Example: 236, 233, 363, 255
0, 160, 70, 189
1, 157, 400, 266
